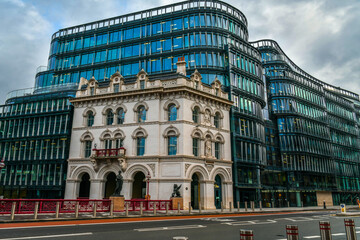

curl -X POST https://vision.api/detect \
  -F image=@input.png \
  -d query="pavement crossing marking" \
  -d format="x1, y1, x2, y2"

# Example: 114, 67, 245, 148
134, 225, 206, 232
0, 232, 93, 240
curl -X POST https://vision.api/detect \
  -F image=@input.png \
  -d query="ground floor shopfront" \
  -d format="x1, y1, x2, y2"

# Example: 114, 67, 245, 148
64, 157, 233, 210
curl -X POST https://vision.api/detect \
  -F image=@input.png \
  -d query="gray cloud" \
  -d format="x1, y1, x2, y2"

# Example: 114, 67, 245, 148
0, 0, 359, 105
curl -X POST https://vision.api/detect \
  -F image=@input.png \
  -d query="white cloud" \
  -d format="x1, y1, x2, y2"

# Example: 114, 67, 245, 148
0, 0, 359, 105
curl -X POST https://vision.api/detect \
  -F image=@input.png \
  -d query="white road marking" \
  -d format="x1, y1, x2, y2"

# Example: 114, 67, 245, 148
134, 225, 206, 232
0, 232, 93, 240
331, 233, 345, 236
223, 220, 277, 226
303, 236, 320, 239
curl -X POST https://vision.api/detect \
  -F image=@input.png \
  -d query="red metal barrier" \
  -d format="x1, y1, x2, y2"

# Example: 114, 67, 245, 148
125, 199, 172, 212
0, 199, 111, 215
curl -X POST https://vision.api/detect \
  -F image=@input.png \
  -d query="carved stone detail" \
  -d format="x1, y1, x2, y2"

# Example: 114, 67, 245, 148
185, 164, 191, 175
69, 166, 77, 177
226, 168, 232, 177
147, 164, 155, 176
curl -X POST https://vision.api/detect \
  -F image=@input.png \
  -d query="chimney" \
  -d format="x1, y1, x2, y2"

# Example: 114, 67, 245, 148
176, 57, 186, 75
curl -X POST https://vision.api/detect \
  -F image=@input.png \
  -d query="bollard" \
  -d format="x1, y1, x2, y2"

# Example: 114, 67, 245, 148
323, 200, 326, 209
34, 202, 39, 220
286, 225, 299, 240
251, 201, 254, 212
301, 201, 304, 208
287, 201, 290, 208
259, 201, 262, 211
229, 202, 232, 212
319, 221, 332, 240
75, 201, 79, 218
110, 200, 114, 217
55, 201, 60, 219
153, 203, 157, 216
240, 229, 254, 240
173, 237, 188, 240
140, 202, 143, 216
245, 201, 248, 212
166, 202, 169, 215
125, 202, 129, 217
178, 202, 181, 214
93, 202, 97, 218
198, 202, 201, 214
272, 200, 275, 208
344, 219, 357, 240
221, 201, 224, 212
188, 202, 191, 214
237, 201, 240, 212
10, 202, 16, 221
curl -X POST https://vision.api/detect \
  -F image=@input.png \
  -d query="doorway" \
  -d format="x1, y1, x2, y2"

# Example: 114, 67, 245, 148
104, 172, 116, 198
214, 175, 222, 209
79, 173, 90, 198
191, 173, 200, 209
132, 172, 146, 199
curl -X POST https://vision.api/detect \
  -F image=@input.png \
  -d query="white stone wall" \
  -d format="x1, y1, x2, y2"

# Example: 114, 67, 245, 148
65, 71, 233, 210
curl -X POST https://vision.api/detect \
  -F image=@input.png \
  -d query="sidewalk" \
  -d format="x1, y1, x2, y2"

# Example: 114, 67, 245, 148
1, 205, 359, 223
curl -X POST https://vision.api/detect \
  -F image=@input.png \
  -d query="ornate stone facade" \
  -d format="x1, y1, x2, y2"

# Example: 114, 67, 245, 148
64, 59, 233, 209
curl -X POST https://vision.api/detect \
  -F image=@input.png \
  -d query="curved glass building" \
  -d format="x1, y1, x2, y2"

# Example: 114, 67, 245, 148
252, 40, 360, 206
0, 0, 358, 205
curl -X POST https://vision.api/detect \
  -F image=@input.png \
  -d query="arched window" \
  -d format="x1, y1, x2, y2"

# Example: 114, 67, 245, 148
214, 112, 221, 128
193, 133, 200, 156
137, 136, 145, 156
106, 110, 114, 125
193, 106, 200, 123
114, 133, 123, 148
167, 131, 177, 155
137, 106, 146, 123
104, 134, 112, 149
168, 104, 177, 121
215, 136, 223, 159
83, 135, 93, 158
117, 108, 125, 124
87, 112, 94, 127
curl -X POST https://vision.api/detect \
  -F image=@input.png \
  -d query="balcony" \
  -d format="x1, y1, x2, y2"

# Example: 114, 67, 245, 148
92, 148, 126, 159
90, 148, 127, 172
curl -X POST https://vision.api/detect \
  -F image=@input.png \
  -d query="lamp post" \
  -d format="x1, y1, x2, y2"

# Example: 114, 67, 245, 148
145, 171, 151, 200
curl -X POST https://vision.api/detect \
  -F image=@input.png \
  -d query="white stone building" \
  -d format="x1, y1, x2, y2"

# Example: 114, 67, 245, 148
64, 59, 233, 210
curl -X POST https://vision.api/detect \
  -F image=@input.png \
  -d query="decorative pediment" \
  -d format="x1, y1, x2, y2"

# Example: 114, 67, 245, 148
211, 77, 222, 88
88, 77, 99, 87
190, 69, 202, 82
110, 71, 125, 84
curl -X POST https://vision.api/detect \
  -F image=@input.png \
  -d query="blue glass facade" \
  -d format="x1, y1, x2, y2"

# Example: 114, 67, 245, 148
0, 0, 359, 204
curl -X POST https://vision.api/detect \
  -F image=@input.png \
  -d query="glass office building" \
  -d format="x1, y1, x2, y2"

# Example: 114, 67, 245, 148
0, 0, 358, 204
252, 40, 360, 206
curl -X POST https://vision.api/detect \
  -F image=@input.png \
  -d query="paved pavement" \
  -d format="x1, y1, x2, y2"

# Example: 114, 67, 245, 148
0, 211, 359, 239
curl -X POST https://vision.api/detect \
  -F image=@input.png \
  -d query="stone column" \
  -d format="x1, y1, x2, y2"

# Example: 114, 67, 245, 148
90, 179, 105, 199
64, 179, 79, 199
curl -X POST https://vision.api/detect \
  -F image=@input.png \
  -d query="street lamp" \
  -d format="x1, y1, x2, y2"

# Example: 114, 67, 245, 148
145, 171, 151, 200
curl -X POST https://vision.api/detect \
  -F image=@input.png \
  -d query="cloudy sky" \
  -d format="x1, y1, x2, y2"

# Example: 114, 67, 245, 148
0, 0, 359, 104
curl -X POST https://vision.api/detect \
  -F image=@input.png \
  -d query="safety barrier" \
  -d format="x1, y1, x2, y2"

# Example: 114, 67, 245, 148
0, 199, 111, 215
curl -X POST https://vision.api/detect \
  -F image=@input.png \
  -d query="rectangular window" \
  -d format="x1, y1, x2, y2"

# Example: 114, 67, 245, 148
168, 136, 177, 155
137, 137, 145, 156
193, 138, 199, 156
172, 18, 182, 31
173, 36, 183, 50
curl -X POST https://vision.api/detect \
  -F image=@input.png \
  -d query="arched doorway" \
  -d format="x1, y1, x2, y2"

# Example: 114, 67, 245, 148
79, 173, 90, 198
132, 172, 146, 199
191, 173, 200, 209
104, 172, 116, 198
214, 175, 222, 209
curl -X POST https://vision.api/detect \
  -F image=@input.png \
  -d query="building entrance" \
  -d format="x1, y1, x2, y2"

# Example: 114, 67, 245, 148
191, 173, 200, 209
104, 172, 116, 198
79, 173, 90, 198
214, 175, 222, 209
132, 172, 146, 199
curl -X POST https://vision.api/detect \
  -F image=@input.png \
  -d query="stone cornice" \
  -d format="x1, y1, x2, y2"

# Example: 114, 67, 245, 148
72, 120, 231, 133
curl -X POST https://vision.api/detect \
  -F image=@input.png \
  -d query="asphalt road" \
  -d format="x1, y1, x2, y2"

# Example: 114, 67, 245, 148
0, 211, 359, 240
